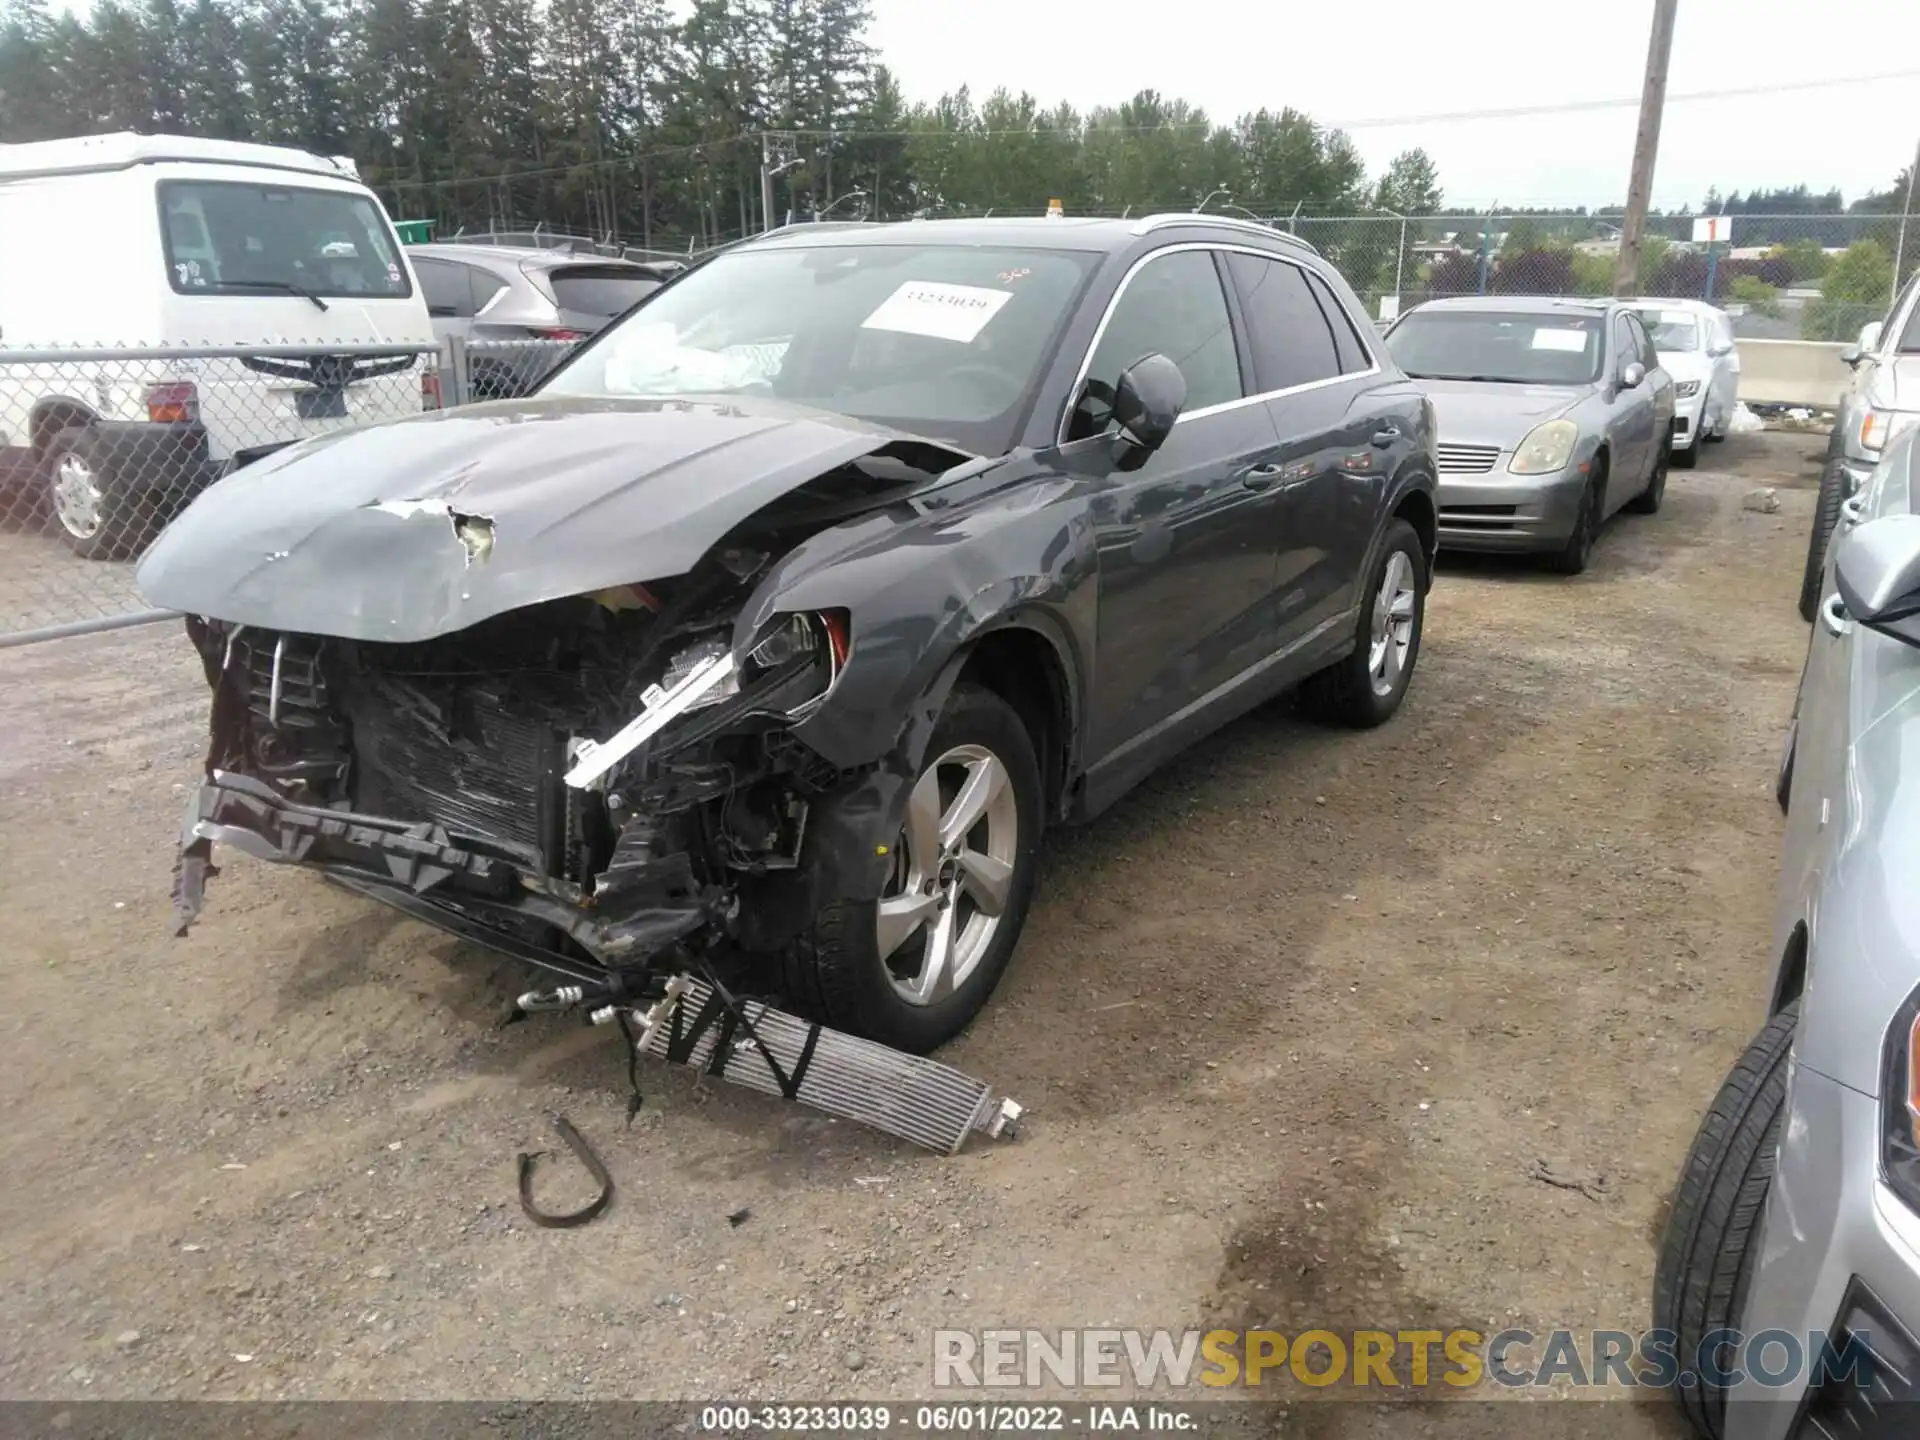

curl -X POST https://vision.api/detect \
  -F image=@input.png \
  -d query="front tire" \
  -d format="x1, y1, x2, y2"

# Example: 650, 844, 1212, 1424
1671, 439, 1698, 471
1652, 1004, 1796, 1440
787, 682, 1043, 1054
1544, 466, 1605, 575
1798, 455, 1850, 623
1633, 437, 1674, 510
1298, 518, 1425, 728
41, 427, 131, 560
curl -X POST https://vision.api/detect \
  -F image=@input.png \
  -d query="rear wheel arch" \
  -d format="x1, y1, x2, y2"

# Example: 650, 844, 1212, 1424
30, 397, 97, 454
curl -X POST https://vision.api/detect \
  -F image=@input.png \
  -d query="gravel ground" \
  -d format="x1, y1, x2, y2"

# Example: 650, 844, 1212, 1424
0, 433, 1823, 1433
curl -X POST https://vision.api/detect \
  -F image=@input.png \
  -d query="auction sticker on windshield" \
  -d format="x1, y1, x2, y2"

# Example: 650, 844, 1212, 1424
862, 282, 1013, 343
1530, 328, 1589, 352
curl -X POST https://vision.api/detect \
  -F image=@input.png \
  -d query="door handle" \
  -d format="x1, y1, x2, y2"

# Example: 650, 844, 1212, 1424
1821, 593, 1852, 638
1371, 425, 1402, 448
1237, 463, 1285, 491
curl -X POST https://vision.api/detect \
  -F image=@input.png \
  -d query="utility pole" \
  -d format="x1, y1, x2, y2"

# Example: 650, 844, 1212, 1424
760, 133, 775, 234
1614, 0, 1679, 295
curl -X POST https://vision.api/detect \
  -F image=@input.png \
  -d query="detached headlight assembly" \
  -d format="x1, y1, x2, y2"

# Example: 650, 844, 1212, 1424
1509, 419, 1580, 476
1861, 408, 1920, 454
1674, 380, 1701, 398
1882, 983, 1920, 1214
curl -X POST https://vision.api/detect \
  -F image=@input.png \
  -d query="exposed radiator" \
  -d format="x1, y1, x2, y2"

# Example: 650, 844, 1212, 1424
349, 677, 560, 862
626, 977, 1022, 1154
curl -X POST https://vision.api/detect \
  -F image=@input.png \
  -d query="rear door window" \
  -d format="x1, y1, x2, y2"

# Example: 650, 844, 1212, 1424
158, 180, 412, 298
413, 258, 472, 317
1225, 252, 1341, 391
1304, 271, 1373, 375
548, 265, 663, 318
469, 266, 508, 314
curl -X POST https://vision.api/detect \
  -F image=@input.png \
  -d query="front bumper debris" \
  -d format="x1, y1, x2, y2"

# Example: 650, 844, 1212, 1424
173, 769, 712, 973
175, 773, 1025, 1155
608, 974, 1022, 1154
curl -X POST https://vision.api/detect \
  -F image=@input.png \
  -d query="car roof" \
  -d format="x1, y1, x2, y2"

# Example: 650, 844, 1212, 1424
728, 213, 1323, 258
0, 130, 360, 181
410, 240, 668, 276
1410, 294, 1616, 316
411, 242, 660, 271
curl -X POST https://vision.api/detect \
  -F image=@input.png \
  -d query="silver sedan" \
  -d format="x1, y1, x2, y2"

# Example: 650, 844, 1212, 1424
1384, 295, 1677, 573
1655, 426, 1920, 1439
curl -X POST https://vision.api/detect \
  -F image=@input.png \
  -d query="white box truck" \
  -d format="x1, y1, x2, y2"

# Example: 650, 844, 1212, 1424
0, 132, 437, 556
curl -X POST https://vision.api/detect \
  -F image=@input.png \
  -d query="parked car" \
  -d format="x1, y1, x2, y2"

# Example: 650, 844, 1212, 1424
0, 131, 435, 557
1655, 425, 1920, 1440
1627, 296, 1741, 466
408, 242, 673, 398
137, 213, 1438, 1057
1382, 295, 1675, 574
1796, 268, 1920, 621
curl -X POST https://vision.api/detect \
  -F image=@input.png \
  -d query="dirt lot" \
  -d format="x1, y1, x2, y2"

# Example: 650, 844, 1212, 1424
0, 433, 1825, 1432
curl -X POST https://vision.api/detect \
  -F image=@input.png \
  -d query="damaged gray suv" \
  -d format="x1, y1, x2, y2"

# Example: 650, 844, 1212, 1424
139, 214, 1438, 1065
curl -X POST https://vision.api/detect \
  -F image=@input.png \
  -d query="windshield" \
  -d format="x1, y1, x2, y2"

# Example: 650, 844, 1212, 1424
1386, 309, 1604, 385
540, 242, 1099, 452
1900, 296, 1920, 354
1633, 310, 1701, 352
159, 179, 412, 299
547, 265, 663, 318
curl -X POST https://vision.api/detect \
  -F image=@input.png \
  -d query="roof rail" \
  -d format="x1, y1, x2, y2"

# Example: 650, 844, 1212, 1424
1127, 212, 1321, 254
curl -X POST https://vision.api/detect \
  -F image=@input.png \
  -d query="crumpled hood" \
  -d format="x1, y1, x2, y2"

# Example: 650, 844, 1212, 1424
1415, 379, 1589, 449
137, 394, 960, 643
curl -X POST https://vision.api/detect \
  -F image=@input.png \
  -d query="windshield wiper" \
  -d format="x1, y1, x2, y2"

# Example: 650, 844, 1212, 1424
209, 279, 330, 313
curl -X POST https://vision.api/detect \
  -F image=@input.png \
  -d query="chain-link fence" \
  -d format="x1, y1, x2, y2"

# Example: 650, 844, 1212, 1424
0, 343, 442, 646
457, 336, 582, 400
1265, 210, 1918, 342
0, 338, 600, 649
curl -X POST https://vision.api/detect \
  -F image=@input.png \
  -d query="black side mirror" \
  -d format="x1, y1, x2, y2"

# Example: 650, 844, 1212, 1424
1111, 353, 1186, 461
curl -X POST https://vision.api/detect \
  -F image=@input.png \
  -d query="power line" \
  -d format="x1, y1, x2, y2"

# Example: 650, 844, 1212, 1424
768, 68, 1920, 139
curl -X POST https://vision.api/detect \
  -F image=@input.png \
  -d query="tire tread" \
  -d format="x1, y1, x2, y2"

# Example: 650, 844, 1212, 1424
1652, 1004, 1797, 1439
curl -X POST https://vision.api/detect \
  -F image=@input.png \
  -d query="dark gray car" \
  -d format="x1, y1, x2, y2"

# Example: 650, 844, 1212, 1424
136, 214, 1438, 1070
409, 242, 671, 397
1385, 295, 1676, 573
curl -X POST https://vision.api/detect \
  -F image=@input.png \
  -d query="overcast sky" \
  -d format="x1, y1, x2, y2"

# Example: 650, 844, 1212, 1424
867, 0, 1920, 210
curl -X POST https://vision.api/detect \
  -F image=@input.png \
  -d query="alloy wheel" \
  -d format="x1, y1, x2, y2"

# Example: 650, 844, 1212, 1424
1367, 550, 1417, 698
875, 743, 1019, 1007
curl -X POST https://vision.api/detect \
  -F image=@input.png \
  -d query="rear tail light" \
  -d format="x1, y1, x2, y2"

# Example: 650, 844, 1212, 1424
421, 371, 443, 410
145, 381, 199, 425
532, 328, 587, 342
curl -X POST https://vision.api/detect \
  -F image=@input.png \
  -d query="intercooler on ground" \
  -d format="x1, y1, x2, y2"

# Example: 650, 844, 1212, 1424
619, 976, 1022, 1154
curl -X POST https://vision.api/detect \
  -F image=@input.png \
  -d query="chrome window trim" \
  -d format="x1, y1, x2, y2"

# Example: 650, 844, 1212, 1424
1057, 241, 1382, 445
